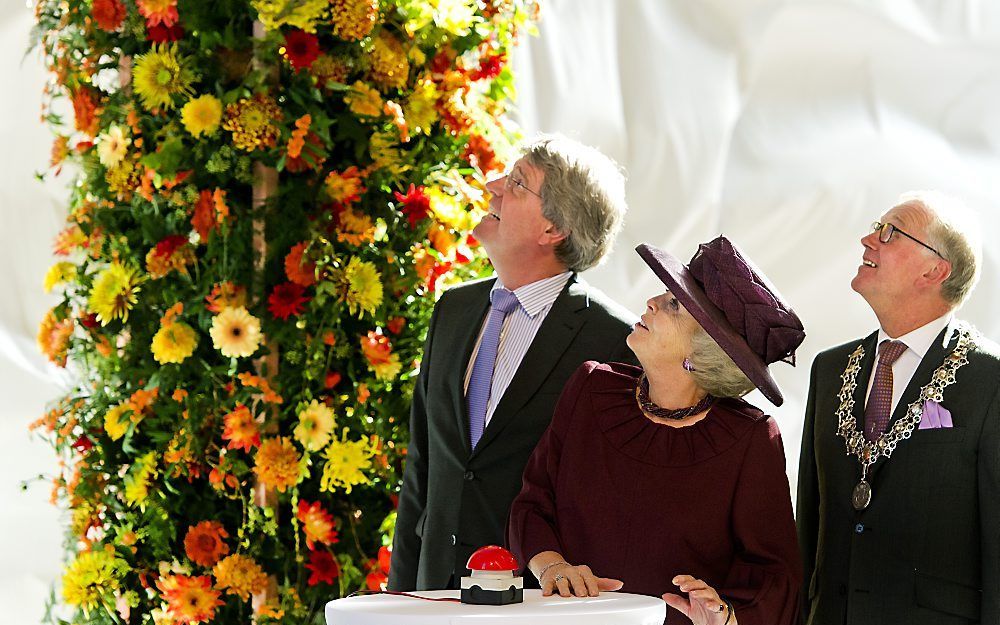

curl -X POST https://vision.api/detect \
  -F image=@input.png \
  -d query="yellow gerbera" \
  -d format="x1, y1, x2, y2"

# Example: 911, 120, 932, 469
103, 404, 130, 441
343, 257, 383, 317
344, 81, 383, 117
293, 400, 336, 451
132, 43, 196, 111
212, 554, 269, 601
181, 95, 223, 138
253, 437, 302, 492
209, 307, 262, 358
151, 320, 198, 364
319, 429, 375, 493
44, 261, 77, 292
62, 548, 127, 612
97, 125, 131, 168
89, 262, 142, 325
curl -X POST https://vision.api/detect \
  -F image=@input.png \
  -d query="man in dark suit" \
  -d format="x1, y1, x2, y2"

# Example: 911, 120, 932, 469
797, 191, 1000, 625
388, 135, 637, 591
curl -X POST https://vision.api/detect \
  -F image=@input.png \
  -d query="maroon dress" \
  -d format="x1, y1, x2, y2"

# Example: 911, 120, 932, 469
507, 361, 801, 625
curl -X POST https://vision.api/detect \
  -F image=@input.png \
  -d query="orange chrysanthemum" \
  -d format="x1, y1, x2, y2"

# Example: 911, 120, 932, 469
254, 437, 301, 492
336, 209, 376, 247
38, 309, 74, 367
296, 500, 339, 549
137, 0, 179, 27
183, 520, 230, 567
205, 281, 247, 313
212, 553, 268, 601
284, 241, 317, 287
237, 372, 283, 404
222, 404, 260, 452
156, 574, 223, 625
324, 166, 366, 206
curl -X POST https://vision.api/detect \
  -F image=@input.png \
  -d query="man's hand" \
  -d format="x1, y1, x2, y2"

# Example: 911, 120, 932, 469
662, 575, 735, 625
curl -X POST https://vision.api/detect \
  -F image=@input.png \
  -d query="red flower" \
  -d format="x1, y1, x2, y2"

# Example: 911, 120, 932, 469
79, 313, 100, 329
305, 549, 340, 586
72, 435, 94, 453
464, 134, 502, 174
92, 0, 126, 31
386, 317, 406, 335
469, 53, 506, 81
147, 22, 185, 43
366, 570, 387, 591
283, 30, 321, 71
377, 546, 391, 574
393, 184, 432, 228
324, 371, 342, 389
153, 234, 189, 259
267, 282, 310, 320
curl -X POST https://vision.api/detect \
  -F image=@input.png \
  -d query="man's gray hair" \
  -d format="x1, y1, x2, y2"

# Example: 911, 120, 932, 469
688, 327, 756, 399
521, 135, 627, 272
899, 191, 982, 306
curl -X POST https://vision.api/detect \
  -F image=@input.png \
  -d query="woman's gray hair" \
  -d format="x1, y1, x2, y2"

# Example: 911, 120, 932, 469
521, 135, 627, 272
688, 327, 756, 399
899, 191, 982, 306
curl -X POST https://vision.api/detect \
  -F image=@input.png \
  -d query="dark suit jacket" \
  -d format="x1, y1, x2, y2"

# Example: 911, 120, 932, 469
388, 274, 637, 591
797, 320, 1000, 625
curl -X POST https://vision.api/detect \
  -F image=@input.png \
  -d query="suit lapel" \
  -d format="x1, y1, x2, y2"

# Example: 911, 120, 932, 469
452, 281, 493, 456
850, 331, 879, 439
470, 275, 588, 456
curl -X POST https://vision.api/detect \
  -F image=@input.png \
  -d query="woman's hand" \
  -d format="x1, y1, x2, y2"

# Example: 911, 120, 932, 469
540, 561, 623, 597
662, 575, 735, 625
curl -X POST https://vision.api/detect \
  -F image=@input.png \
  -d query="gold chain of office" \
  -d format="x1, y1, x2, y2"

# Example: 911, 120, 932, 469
833, 323, 976, 509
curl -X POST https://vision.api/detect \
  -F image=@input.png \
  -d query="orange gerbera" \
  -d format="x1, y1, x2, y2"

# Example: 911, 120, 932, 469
156, 574, 223, 625
183, 520, 230, 567
284, 241, 317, 287
212, 553, 268, 601
296, 500, 339, 549
222, 404, 260, 452
253, 437, 301, 492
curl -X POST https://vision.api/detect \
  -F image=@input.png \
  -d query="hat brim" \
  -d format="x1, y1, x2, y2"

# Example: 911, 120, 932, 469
635, 243, 784, 407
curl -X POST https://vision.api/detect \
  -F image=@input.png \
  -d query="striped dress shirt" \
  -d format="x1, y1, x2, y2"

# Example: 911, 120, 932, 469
463, 271, 573, 427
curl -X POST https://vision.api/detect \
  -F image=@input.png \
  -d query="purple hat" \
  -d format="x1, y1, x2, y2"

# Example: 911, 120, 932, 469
636, 237, 805, 406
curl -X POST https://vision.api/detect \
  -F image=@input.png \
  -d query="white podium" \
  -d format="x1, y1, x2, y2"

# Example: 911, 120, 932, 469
325, 589, 666, 625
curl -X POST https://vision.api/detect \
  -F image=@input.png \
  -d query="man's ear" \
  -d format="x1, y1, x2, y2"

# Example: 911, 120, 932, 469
920, 258, 952, 288
538, 224, 568, 246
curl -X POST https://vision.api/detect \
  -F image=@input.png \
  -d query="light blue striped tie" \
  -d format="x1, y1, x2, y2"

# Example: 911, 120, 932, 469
467, 288, 520, 450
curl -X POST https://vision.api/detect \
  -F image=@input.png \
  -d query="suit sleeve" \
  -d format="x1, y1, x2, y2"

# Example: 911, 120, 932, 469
978, 380, 1000, 623
388, 299, 442, 591
506, 362, 594, 572
718, 417, 802, 625
795, 356, 822, 623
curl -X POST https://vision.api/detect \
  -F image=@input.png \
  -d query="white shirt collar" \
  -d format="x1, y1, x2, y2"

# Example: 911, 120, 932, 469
493, 271, 573, 318
877, 312, 953, 360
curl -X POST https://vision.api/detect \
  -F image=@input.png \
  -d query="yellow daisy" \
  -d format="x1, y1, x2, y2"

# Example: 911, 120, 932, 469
293, 400, 336, 452
181, 95, 223, 138
343, 257, 383, 316
319, 428, 375, 493
44, 261, 77, 292
62, 548, 127, 612
104, 404, 130, 441
151, 320, 198, 364
89, 262, 142, 325
132, 43, 196, 111
209, 307, 262, 358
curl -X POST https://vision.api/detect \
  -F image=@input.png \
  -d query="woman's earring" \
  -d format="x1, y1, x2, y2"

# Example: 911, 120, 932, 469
682, 357, 696, 372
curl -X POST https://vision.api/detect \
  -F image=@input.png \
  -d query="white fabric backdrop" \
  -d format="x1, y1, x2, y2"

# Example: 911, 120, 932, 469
3, 1, 999, 623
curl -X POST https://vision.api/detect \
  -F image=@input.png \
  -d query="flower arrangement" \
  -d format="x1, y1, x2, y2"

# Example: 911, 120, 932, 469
30, 0, 538, 622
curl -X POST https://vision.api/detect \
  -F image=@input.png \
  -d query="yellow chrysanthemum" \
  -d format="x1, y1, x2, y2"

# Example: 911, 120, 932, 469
132, 44, 195, 111
344, 81, 383, 118
253, 437, 302, 492
209, 307, 262, 358
252, 0, 329, 32
368, 31, 409, 91
431, 0, 479, 35
124, 451, 158, 507
97, 125, 131, 168
89, 262, 142, 325
44, 261, 77, 292
62, 548, 127, 612
404, 78, 439, 135
181, 95, 223, 138
425, 186, 476, 231
330, 0, 378, 41
222, 94, 283, 152
105, 158, 143, 201
336, 209, 376, 247
151, 320, 198, 364
294, 400, 336, 452
319, 429, 375, 493
212, 553, 268, 601
104, 404, 130, 441
369, 130, 410, 175
343, 257, 383, 317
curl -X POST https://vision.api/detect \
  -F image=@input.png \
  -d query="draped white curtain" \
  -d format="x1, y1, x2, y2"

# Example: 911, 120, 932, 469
3, 1, 999, 622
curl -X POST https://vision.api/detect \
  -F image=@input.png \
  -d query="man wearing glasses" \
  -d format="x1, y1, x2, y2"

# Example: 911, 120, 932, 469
390, 135, 637, 591
797, 191, 1000, 624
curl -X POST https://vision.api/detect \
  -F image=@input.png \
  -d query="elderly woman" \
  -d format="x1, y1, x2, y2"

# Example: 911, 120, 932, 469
507, 238, 804, 625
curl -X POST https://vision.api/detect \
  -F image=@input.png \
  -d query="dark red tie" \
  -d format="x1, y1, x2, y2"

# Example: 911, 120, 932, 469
864, 340, 908, 441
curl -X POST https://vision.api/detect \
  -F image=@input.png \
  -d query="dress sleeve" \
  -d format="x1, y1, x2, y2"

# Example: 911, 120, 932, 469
506, 361, 596, 573
719, 417, 803, 625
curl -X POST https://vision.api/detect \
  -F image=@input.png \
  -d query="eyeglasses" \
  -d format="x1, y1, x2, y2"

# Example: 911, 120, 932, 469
503, 173, 543, 200
870, 221, 945, 259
